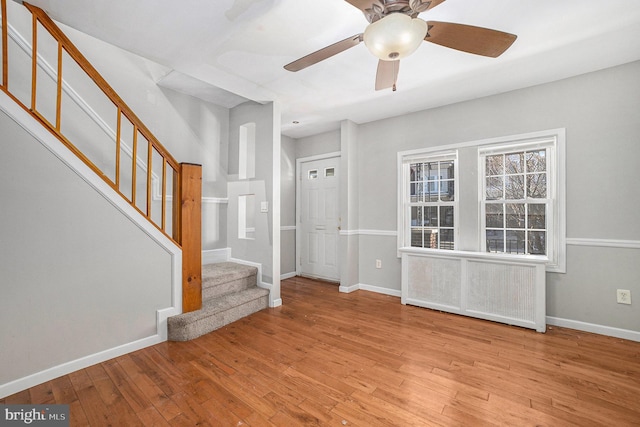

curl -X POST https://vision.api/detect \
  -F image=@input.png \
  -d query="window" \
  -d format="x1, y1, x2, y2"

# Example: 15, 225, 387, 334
480, 140, 557, 262
398, 129, 565, 272
404, 153, 457, 250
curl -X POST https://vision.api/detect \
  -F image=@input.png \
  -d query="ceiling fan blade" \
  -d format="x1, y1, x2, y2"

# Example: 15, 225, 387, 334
425, 21, 517, 57
284, 34, 363, 72
375, 60, 400, 91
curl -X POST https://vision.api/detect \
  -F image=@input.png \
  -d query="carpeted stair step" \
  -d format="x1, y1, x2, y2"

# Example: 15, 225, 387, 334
202, 262, 258, 300
168, 286, 269, 341
167, 262, 267, 341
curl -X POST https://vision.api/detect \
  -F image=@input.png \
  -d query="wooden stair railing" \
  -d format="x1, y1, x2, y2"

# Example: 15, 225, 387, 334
0, 0, 202, 312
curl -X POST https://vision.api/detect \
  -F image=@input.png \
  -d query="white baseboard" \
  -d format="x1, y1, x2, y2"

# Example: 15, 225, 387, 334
359, 283, 402, 297
339, 284, 360, 293
338, 283, 401, 297
0, 307, 177, 399
546, 316, 640, 342
202, 248, 230, 264
271, 298, 283, 308
281, 272, 297, 280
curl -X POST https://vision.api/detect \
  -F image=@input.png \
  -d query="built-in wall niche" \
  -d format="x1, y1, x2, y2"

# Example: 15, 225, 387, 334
238, 194, 256, 240
239, 122, 256, 180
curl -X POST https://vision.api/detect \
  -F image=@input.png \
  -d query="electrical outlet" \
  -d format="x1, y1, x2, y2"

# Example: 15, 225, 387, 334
616, 289, 631, 305
375, 259, 382, 269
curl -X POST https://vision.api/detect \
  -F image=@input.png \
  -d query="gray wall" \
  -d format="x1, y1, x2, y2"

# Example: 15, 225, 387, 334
60, 21, 231, 250
272, 61, 640, 334
227, 101, 280, 292
295, 129, 341, 159
0, 109, 172, 387
353, 60, 640, 333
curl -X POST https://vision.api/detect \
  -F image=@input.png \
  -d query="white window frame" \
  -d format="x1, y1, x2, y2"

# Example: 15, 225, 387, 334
479, 140, 555, 258
397, 129, 566, 273
398, 150, 459, 254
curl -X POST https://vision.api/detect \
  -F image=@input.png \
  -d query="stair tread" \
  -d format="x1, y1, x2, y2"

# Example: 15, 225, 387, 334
202, 262, 257, 289
169, 287, 269, 326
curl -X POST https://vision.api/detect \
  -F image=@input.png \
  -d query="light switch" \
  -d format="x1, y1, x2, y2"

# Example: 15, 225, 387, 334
260, 201, 269, 213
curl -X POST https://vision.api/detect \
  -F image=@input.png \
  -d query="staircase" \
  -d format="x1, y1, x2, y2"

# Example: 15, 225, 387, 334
168, 262, 269, 341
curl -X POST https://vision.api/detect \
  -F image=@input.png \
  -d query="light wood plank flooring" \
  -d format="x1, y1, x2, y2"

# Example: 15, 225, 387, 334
3, 276, 640, 426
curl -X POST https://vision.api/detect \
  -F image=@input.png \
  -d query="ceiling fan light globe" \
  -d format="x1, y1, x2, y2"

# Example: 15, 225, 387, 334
363, 13, 427, 61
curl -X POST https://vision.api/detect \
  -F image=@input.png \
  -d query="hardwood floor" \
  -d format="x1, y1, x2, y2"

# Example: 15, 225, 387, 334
3, 276, 640, 426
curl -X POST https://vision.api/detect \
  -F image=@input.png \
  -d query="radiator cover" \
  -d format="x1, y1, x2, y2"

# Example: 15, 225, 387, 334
400, 248, 546, 332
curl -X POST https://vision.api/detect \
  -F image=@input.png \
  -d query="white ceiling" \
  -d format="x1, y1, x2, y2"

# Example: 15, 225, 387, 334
25, 0, 640, 139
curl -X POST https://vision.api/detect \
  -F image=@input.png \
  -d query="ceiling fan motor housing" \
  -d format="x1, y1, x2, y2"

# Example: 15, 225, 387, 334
364, 0, 431, 23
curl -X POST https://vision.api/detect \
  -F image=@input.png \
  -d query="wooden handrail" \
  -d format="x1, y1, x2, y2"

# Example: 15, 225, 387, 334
23, 2, 180, 171
0, 0, 199, 249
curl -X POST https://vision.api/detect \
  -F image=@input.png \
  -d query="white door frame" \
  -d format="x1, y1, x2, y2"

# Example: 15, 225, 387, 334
296, 151, 341, 280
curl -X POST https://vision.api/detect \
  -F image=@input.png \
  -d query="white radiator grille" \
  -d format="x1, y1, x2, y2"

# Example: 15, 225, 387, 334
401, 248, 546, 332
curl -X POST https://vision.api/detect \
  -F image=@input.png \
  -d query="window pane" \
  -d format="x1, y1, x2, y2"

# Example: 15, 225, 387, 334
486, 155, 503, 176
506, 230, 526, 254
425, 206, 438, 227
440, 206, 454, 227
426, 180, 439, 202
424, 229, 438, 249
527, 173, 547, 198
528, 204, 546, 229
308, 170, 317, 179
486, 204, 504, 228
440, 229, 454, 250
441, 161, 454, 180
411, 228, 423, 247
411, 206, 423, 226
486, 230, 504, 252
486, 177, 503, 200
505, 175, 524, 199
325, 167, 335, 177
411, 183, 423, 203
506, 152, 524, 174
526, 150, 546, 172
441, 179, 455, 201
528, 231, 546, 255
427, 162, 438, 179
506, 203, 525, 228
411, 164, 421, 181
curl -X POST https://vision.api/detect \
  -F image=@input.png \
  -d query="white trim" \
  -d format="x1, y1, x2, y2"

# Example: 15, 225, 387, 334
546, 317, 640, 343
339, 284, 360, 293
339, 229, 397, 236
0, 310, 175, 399
566, 238, 640, 250
281, 225, 296, 231
202, 197, 229, 204
359, 283, 402, 297
338, 283, 402, 297
281, 271, 297, 280
202, 248, 231, 264
229, 257, 283, 307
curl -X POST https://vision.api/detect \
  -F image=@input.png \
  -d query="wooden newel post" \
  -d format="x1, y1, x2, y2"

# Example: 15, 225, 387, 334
176, 163, 202, 313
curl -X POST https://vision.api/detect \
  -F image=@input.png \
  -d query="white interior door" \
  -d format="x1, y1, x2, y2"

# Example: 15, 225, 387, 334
299, 157, 340, 281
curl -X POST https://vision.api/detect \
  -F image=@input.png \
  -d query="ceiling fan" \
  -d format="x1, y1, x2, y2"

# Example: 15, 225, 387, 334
284, 0, 517, 91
